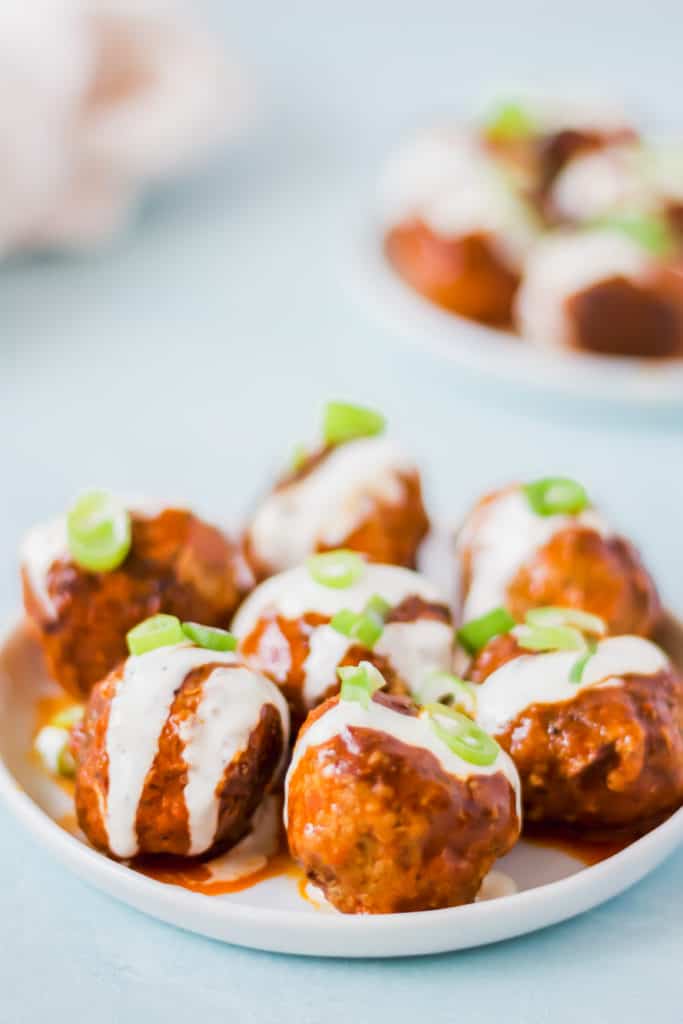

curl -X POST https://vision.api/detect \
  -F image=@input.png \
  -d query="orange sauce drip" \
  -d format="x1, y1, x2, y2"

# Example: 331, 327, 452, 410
133, 848, 300, 896
523, 825, 637, 866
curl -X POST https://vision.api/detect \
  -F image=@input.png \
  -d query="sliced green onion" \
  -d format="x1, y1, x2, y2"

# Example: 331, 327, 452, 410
416, 671, 477, 716
34, 725, 76, 778
52, 705, 84, 730
330, 609, 383, 649
424, 703, 499, 767
338, 661, 385, 708
524, 477, 589, 517
457, 607, 516, 656
330, 609, 358, 635
525, 606, 606, 637
484, 100, 536, 142
307, 549, 365, 589
67, 490, 132, 573
569, 638, 599, 684
127, 614, 186, 656
290, 443, 308, 473
516, 624, 585, 652
593, 212, 674, 257
365, 594, 391, 619
323, 401, 386, 446
182, 622, 237, 652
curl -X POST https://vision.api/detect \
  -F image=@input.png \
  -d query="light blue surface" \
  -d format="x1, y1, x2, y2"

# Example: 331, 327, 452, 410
2, 2, 683, 1020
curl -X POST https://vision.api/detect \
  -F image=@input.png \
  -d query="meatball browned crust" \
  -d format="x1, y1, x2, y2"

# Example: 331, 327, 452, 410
73, 651, 288, 859
23, 508, 247, 698
245, 442, 430, 580
471, 636, 683, 831
286, 693, 520, 914
384, 220, 520, 325
457, 486, 661, 638
505, 526, 662, 637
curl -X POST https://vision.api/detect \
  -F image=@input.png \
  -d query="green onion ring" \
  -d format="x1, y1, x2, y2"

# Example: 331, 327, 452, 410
307, 549, 365, 589
424, 703, 499, 767
516, 624, 585, 652
525, 606, 606, 637
323, 401, 386, 446
182, 622, 237, 652
67, 490, 132, 573
569, 638, 599, 684
523, 477, 589, 517
338, 661, 385, 707
416, 671, 477, 716
457, 607, 516, 656
127, 614, 186, 656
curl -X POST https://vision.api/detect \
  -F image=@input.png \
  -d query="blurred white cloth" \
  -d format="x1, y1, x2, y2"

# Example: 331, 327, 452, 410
0, 0, 243, 252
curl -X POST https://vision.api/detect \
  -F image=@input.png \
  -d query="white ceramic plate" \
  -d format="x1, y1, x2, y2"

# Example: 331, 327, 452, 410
2, 615, 683, 957
353, 222, 683, 406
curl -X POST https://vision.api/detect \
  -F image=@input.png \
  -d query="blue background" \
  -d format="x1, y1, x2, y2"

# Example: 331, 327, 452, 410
2, 2, 682, 1020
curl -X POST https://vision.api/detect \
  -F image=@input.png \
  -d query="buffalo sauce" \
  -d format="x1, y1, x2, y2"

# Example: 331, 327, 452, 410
132, 846, 301, 896
523, 823, 646, 866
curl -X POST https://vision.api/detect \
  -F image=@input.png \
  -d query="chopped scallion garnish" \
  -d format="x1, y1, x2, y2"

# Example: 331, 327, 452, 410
457, 607, 516, 656
323, 401, 386, 446
516, 624, 585, 652
424, 703, 499, 766
524, 477, 589, 517
127, 614, 186, 656
416, 671, 477, 717
67, 490, 131, 573
569, 638, 599, 684
182, 622, 237, 652
338, 661, 385, 708
525, 606, 606, 637
307, 549, 365, 589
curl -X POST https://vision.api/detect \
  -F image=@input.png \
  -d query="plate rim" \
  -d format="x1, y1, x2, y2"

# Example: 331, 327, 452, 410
2, 616, 683, 957
350, 219, 683, 407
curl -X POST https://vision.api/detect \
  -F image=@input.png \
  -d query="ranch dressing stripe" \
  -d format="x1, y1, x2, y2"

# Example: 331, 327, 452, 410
104, 645, 238, 858
247, 437, 416, 572
475, 634, 670, 737
179, 667, 290, 855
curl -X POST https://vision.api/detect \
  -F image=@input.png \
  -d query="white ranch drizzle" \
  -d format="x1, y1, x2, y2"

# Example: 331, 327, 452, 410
456, 486, 609, 622
104, 644, 289, 859
20, 497, 173, 621
475, 634, 670, 737
233, 563, 452, 703
550, 145, 646, 223
514, 229, 651, 351
179, 666, 290, 856
284, 697, 521, 825
379, 128, 538, 269
247, 437, 417, 573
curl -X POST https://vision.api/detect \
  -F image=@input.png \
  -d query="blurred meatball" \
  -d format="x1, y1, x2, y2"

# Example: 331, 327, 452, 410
515, 229, 683, 358
456, 484, 661, 637
472, 633, 683, 830
22, 506, 248, 699
72, 643, 289, 859
245, 437, 429, 579
286, 691, 520, 913
380, 128, 538, 324
234, 562, 453, 728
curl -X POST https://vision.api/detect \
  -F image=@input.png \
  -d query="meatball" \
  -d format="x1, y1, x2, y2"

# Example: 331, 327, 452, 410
515, 229, 683, 358
245, 436, 429, 578
456, 483, 661, 637
380, 128, 538, 325
233, 561, 454, 728
72, 642, 289, 859
472, 633, 683, 831
22, 505, 248, 698
285, 690, 520, 913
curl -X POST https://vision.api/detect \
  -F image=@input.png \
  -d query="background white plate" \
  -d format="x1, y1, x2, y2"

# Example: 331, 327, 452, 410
353, 222, 683, 407
2, 618, 682, 957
